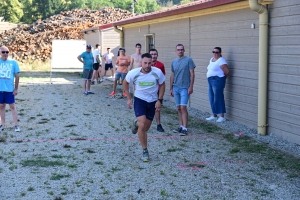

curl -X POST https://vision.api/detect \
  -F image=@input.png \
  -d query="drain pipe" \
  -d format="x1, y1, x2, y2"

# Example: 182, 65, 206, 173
114, 26, 124, 48
249, 0, 269, 135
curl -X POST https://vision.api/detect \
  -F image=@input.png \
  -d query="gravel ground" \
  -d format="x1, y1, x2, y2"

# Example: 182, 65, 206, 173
0, 72, 299, 200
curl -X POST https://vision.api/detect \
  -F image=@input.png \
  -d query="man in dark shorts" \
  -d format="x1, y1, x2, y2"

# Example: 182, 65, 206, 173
91, 43, 103, 84
123, 53, 165, 162
103, 48, 114, 78
77, 45, 94, 95
0, 46, 21, 132
149, 48, 166, 132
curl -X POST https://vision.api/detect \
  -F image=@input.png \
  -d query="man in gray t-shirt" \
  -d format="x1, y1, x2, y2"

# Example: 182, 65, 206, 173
170, 44, 196, 136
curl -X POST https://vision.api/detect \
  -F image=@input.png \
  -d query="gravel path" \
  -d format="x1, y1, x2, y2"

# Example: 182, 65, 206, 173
0, 72, 299, 200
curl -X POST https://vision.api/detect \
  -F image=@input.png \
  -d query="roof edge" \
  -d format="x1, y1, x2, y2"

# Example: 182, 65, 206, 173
113, 0, 242, 27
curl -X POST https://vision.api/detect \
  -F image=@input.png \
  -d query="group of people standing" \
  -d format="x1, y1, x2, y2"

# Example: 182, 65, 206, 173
77, 43, 229, 162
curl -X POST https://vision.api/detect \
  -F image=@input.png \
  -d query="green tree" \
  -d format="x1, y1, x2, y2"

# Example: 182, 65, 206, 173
180, 0, 192, 5
0, 0, 23, 23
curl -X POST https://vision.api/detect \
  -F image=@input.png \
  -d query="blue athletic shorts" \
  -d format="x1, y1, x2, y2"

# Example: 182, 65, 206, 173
0, 92, 15, 104
173, 86, 189, 107
115, 72, 127, 81
134, 97, 156, 121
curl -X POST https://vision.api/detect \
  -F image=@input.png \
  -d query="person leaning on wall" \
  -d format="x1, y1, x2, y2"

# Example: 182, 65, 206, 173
205, 47, 229, 123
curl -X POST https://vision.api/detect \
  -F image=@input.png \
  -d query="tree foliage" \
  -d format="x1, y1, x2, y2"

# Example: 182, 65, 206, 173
0, 0, 181, 24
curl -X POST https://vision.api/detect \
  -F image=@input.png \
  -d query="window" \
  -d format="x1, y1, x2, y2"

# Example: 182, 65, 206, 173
145, 34, 155, 52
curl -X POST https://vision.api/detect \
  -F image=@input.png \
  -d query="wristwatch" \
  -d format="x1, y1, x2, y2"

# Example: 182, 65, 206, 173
158, 99, 163, 104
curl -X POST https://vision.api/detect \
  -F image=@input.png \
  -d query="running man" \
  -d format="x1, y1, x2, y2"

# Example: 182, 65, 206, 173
149, 48, 166, 132
110, 48, 130, 97
170, 44, 196, 136
77, 44, 95, 95
103, 47, 114, 77
123, 53, 165, 162
0, 46, 21, 132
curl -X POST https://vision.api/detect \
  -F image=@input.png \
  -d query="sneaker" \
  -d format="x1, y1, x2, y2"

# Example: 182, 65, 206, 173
110, 91, 116, 96
206, 116, 217, 121
87, 91, 95, 94
123, 92, 127, 97
131, 119, 138, 134
180, 129, 188, 136
83, 91, 88, 95
91, 81, 95, 85
0, 125, 4, 131
216, 117, 226, 123
173, 126, 182, 133
157, 124, 164, 132
99, 79, 103, 82
14, 126, 20, 132
142, 150, 149, 162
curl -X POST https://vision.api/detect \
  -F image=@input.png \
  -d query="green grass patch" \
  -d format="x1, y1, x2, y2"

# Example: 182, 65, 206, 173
167, 147, 183, 152
50, 173, 70, 180
21, 158, 65, 167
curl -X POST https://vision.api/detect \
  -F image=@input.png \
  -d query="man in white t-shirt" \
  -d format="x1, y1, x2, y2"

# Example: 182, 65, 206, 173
103, 47, 114, 77
91, 44, 103, 84
123, 53, 165, 162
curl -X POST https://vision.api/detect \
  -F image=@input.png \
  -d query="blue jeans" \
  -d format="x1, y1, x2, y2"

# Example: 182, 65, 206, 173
173, 86, 189, 107
207, 76, 226, 114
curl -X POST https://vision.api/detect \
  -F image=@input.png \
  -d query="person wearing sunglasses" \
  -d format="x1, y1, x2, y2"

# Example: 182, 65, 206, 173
170, 44, 196, 136
0, 46, 21, 132
205, 47, 229, 123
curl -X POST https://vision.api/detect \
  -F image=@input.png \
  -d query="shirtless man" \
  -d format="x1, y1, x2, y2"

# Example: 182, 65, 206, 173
129, 43, 142, 70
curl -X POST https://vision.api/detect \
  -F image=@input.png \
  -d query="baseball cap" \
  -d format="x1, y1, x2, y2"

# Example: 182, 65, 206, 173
86, 45, 92, 49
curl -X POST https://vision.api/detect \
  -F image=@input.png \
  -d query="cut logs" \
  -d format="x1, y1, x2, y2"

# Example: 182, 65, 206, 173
0, 8, 132, 62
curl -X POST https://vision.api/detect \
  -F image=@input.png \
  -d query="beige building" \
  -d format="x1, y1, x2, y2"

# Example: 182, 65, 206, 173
111, 0, 300, 144
82, 24, 120, 75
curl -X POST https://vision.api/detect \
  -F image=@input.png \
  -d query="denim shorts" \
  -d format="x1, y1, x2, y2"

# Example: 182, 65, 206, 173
173, 86, 189, 107
0, 92, 15, 104
134, 97, 156, 121
115, 72, 127, 81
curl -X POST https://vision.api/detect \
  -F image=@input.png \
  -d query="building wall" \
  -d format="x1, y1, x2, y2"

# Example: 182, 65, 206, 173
102, 28, 120, 68
121, 2, 300, 144
190, 9, 259, 128
268, 0, 300, 144
124, 25, 149, 56
83, 30, 100, 48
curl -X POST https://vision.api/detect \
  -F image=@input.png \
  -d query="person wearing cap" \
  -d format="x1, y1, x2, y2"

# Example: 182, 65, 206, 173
0, 46, 21, 132
77, 45, 95, 95
103, 48, 114, 78
110, 48, 130, 97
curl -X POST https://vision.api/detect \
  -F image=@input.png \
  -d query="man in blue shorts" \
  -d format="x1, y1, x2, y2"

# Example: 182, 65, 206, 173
123, 53, 165, 162
77, 44, 94, 95
0, 46, 21, 132
170, 44, 196, 136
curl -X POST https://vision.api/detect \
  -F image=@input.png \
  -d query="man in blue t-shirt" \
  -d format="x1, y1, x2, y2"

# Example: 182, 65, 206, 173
170, 44, 196, 136
77, 45, 94, 95
0, 46, 21, 132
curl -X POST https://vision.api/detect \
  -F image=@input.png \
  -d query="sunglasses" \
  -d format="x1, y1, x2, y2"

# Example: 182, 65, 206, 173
1, 51, 9, 54
177, 49, 184, 51
212, 51, 220, 54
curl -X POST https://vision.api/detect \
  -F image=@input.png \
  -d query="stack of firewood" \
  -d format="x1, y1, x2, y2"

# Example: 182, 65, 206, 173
0, 8, 132, 62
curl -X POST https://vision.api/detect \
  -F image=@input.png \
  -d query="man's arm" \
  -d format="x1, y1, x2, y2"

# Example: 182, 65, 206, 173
103, 54, 107, 63
188, 68, 195, 95
156, 82, 165, 111
169, 72, 174, 97
77, 55, 84, 64
123, 79, 132, 109
129, 55, 134, 70
13, 73, 20, 96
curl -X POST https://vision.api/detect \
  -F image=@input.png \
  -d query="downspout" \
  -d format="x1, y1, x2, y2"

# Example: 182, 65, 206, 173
249, 0, 269, 135
114, 26, 124, 48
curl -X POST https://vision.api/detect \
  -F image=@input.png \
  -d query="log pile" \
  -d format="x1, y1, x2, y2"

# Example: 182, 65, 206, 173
0, 8, 132, 62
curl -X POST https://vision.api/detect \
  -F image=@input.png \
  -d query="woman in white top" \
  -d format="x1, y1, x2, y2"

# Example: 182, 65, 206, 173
205, 47, 229, 123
